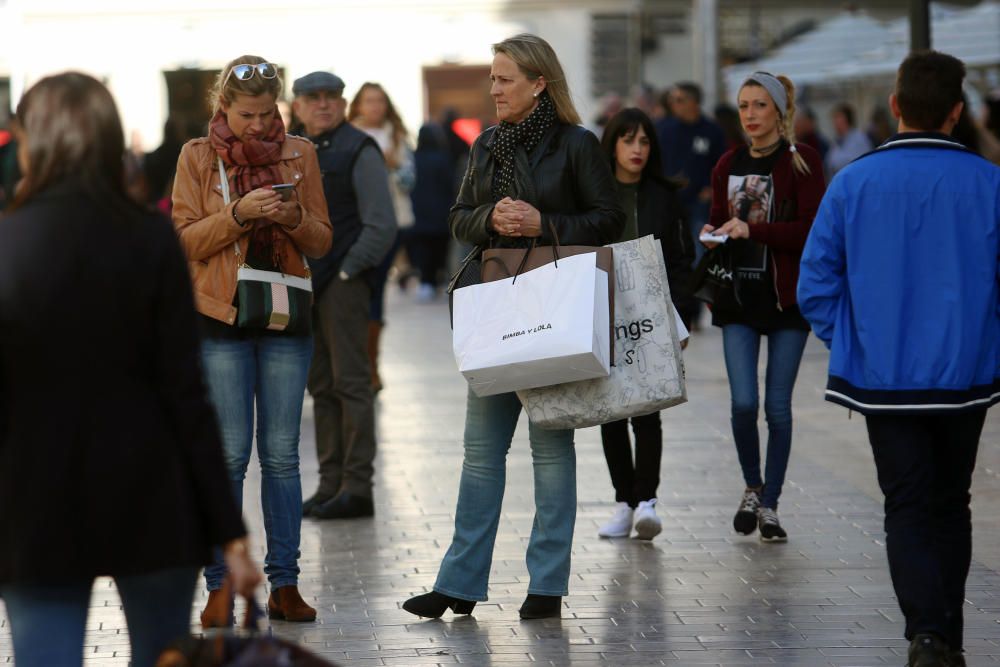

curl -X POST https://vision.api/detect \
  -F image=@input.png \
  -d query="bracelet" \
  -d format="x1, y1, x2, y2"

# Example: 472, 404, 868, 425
231, 198, 247, 227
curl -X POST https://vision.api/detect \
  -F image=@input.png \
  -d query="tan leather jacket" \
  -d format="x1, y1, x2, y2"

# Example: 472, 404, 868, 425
172, 136, 332, 325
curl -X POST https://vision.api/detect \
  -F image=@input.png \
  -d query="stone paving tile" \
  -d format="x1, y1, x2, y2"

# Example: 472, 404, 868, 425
0, 288, 998, 666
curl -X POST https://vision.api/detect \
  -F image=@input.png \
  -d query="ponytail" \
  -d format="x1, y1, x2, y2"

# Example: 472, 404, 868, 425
776, 74, 811, 176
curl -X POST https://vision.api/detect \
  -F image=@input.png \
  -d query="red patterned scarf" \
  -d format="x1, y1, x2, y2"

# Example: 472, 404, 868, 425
209, 110, 289, 270
210, 109, 286, 193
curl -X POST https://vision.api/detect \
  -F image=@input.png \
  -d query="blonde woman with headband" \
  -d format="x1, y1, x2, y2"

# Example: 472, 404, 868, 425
172, 54, 331, 627
699, 71, 825, 543
402, 33, 623, 621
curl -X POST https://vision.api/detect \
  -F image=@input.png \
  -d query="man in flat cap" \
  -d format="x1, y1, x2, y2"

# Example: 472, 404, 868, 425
294, 71, 397, 520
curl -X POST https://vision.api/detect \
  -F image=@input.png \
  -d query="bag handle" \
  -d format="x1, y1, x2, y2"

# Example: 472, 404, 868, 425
510, 220, 560, 284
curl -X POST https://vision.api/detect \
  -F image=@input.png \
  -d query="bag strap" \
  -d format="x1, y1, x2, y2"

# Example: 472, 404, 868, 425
510, 220, 560, 283
220, 157, 310, 275
218, 158, 245, 264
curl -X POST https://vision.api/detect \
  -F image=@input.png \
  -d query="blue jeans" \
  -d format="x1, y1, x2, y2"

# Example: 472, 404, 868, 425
687, 200, 711, 266
722, 325, 808, 509
201, 334, 312, 590
1, 567, 198, 667
434, 389, 576, 601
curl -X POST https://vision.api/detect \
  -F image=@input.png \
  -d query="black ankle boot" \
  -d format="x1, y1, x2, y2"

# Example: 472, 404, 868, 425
402, 591, 476, 618
519, 594, 561, 619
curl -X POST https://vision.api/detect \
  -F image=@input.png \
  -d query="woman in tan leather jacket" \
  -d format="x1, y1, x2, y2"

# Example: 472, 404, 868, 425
171, 54, 331, 627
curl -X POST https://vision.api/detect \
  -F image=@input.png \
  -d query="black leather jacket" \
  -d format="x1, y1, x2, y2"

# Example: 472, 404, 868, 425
449, 123, 624, 248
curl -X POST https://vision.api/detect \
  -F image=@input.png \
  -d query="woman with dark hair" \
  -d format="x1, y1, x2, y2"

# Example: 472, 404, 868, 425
594, 108, 694, 540
0, 72, 260, 666
172, 55, 332, 626
402, 33, 623, 622
700, 72, 825, 542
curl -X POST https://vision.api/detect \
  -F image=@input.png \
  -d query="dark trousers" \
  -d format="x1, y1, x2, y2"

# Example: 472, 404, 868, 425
308, 278, 377, 498
865, 409, 987, 651
407, 231, 450, 287
600, 412, 662, 507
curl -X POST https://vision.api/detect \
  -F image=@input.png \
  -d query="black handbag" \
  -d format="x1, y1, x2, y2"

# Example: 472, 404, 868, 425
691, 244, 739, 307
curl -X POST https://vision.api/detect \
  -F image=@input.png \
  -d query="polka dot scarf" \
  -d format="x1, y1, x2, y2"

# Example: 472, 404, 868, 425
491, 91, 557, 201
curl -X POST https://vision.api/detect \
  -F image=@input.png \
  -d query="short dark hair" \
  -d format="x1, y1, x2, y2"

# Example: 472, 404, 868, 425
895, 50, 966, 131
833, 103, 855, 127
674, 82, 702, 106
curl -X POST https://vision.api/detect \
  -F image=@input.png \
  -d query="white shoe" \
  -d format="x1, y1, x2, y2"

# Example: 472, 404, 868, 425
633, 499, 663, 540
597, 502, 634, 538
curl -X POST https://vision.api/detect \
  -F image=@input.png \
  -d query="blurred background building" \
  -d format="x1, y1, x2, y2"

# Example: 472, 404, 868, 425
0, 1, 997, 147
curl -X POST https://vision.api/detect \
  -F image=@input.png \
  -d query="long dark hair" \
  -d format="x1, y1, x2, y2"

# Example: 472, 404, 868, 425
600, 107, 670, 187
10, 72, 140, 216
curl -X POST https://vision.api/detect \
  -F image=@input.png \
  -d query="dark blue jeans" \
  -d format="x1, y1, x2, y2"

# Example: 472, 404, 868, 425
721, 325, 808, 509
866, 410, 986, 651
0, 566, 198, 667
201, 334, 312, 590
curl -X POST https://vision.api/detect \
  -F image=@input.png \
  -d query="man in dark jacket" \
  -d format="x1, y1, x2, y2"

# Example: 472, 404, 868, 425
293, 72, 397, 520
655, 82, 726, 265
799, 51, 1000, 667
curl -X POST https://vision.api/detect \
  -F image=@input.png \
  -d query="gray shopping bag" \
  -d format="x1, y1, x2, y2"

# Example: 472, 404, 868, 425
517, 235, 686, 429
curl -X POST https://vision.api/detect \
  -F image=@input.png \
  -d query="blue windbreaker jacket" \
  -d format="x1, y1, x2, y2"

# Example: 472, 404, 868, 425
798, 133, 1000, 414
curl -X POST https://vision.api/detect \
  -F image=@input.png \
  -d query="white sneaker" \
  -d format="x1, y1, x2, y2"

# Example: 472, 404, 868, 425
597, 502, 634, 538
633, 499, 663, 540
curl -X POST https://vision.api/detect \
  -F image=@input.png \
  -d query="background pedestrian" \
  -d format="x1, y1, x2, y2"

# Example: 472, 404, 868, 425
171, 54, 332, 626
0, 71, 259, 667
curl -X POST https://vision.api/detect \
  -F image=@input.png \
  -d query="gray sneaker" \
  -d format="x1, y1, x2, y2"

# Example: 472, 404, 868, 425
757, 507, 788, 542
733, 488, 761, 535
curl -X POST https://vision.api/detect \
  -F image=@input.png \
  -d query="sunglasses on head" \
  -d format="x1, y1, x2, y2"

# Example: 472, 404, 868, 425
224, 63, 278, 87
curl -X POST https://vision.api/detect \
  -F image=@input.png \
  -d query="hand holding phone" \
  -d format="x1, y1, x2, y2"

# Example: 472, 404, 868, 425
271, 183, 295, 201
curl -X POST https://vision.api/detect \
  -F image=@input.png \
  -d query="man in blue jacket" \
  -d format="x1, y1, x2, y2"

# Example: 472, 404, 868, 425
798, 51, 1000, 667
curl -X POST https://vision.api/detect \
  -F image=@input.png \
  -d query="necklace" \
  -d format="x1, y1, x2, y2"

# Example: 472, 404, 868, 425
750, 138, 783, 156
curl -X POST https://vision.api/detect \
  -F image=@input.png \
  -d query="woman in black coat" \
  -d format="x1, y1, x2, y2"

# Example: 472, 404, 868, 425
0, 72, 260, 667
402, 34, 624, 622
594, 107, 694, 541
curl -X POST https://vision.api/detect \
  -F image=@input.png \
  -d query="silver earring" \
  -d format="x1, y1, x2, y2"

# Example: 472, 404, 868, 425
533, 92, 539, 98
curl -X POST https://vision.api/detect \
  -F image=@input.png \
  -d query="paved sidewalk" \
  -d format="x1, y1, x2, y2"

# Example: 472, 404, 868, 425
1, 287, 998, 666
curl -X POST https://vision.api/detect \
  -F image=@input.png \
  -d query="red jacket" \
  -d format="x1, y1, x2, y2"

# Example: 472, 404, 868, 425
709, 142, 825, 309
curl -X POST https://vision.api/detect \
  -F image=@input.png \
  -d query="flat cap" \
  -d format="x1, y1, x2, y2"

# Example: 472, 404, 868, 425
292, 71, 345, 96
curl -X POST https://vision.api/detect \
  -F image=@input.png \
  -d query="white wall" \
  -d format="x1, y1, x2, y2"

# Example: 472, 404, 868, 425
2, 1, 605, 147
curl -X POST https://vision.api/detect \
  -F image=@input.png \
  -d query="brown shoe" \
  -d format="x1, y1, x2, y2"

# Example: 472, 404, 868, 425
268, 585, 316, 622
200, 587, 234, 628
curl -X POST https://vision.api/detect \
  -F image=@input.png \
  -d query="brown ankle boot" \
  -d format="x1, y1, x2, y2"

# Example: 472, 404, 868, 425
267, 585, 316, 622
200, 588, 234, 628
367, 321, 384, 393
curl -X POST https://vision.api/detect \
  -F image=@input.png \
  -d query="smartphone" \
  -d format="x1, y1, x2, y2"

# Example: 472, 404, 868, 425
271, 183, 295, 201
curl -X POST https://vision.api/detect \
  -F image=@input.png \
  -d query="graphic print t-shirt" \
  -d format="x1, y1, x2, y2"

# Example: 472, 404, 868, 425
711, 144, 809, 332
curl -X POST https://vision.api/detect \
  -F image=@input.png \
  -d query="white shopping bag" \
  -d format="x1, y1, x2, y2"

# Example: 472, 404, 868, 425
452, 252, 611, 397
517, 235, 687, 428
